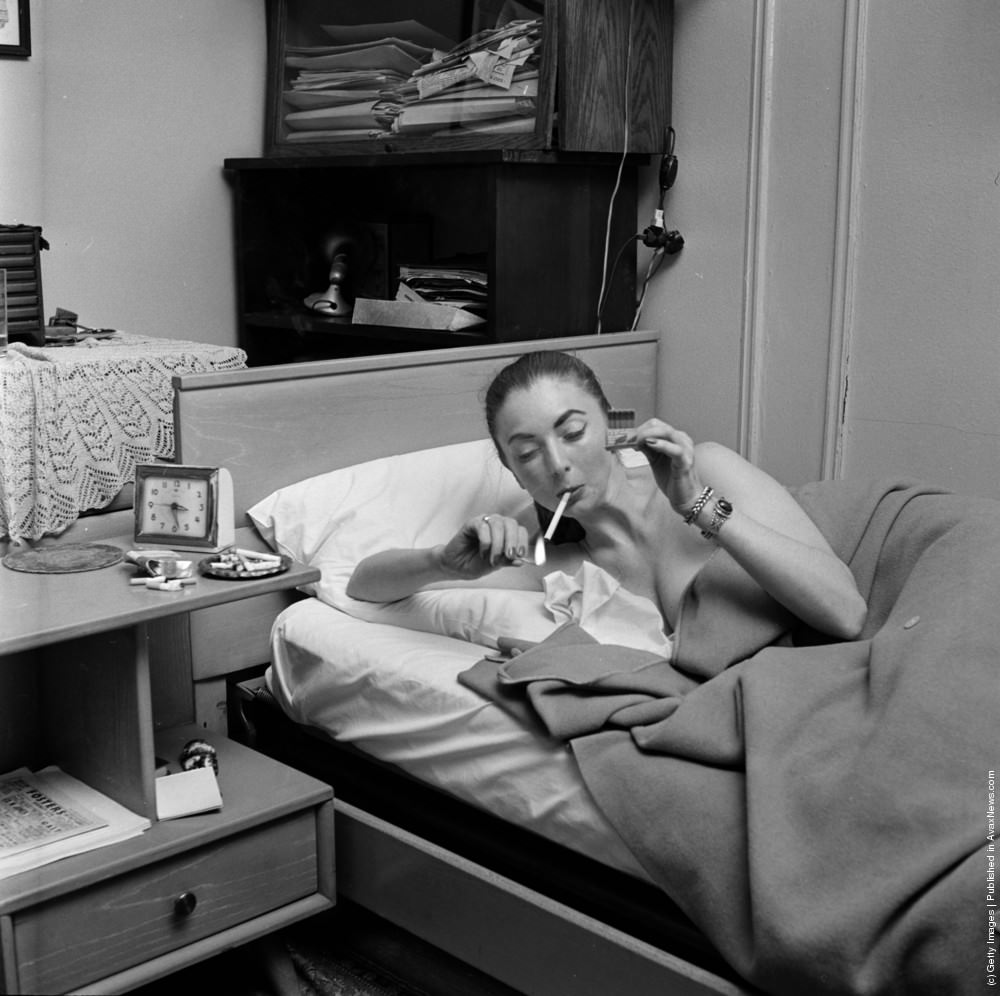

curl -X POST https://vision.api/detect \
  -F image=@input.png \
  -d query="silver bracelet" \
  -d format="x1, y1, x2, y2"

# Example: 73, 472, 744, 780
701, 497, 734, 539
683, 486, 714, 525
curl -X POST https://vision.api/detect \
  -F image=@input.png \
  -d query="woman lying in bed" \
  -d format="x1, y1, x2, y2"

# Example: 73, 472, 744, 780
347, 350, 866, 640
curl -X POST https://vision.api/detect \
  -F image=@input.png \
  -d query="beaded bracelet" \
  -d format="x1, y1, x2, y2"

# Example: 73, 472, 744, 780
683, 486, 714, 525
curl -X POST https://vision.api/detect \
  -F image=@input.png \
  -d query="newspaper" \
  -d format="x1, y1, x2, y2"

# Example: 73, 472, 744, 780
0, 767, 150, 879
0, 768, 106, 857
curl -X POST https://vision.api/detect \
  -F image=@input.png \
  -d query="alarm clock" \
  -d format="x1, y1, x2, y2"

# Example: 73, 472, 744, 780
133, 464, 235, 553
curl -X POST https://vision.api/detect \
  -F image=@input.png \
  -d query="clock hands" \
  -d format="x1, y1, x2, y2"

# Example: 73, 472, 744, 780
150, 500, 191, 528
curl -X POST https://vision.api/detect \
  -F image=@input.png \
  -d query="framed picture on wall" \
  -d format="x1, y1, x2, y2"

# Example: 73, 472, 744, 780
0, 0, 31, 59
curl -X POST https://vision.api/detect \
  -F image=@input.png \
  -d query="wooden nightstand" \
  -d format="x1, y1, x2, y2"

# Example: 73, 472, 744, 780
0, 539, 333, 994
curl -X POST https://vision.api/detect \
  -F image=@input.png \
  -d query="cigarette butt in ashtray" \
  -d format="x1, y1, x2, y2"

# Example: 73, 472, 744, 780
234, 547, 282, 563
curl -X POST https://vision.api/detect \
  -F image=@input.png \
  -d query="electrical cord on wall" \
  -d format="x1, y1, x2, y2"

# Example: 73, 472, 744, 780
630, 127, 684, 329
596, 234, 640, 331
594, 3, 684, 334
596, 131, 684, 332
594, 0, 636, 334
639, 127, 682, 254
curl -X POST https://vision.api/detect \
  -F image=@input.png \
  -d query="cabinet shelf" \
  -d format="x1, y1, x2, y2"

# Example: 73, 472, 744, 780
245, 310, 485, 340
243, 310, 487, 363
224, 149, 645, 171
227, 155, 641, 365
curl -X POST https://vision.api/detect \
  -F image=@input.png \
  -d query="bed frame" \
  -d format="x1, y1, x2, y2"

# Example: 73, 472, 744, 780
172, 331, 757, 996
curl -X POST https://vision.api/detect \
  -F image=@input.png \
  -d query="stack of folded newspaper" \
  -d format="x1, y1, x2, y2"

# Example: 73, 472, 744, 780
0, 766, 150, 879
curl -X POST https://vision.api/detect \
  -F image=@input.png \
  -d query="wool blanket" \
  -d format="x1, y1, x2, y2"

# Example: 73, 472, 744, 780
462, 479, 996, 995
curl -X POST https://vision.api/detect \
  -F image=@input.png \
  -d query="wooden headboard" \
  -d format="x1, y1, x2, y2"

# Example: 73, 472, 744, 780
173, 331, 663, 524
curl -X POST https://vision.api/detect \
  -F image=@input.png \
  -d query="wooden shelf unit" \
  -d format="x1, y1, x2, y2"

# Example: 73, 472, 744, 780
229, 0, 672, 364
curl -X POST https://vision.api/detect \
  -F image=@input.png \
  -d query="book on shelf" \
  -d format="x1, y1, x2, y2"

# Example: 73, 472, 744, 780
0, 766, 150, 880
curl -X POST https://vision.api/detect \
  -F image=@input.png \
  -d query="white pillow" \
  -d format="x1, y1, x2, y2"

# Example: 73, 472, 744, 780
248, 438, 573, 647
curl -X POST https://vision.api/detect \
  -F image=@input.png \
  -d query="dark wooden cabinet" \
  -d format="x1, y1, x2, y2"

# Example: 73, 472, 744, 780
225, 152, 642, 364
228, 0, 671, 365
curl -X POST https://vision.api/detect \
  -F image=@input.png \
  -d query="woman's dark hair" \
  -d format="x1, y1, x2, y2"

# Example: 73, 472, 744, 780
483, 350, 612, 447
484, 350, 609, 546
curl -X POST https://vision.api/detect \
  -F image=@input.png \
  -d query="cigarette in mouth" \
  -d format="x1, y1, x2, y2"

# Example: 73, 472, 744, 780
544, 490, 572, 541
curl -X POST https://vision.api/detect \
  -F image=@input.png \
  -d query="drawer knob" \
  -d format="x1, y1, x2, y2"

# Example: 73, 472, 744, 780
174, 891, 198, 917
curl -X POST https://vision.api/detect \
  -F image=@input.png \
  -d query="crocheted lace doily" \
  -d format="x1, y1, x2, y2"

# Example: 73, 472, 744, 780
1, 334, 246, 542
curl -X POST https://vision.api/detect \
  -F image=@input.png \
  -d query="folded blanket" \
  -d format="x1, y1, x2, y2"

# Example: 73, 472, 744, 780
464, 478, 995, 995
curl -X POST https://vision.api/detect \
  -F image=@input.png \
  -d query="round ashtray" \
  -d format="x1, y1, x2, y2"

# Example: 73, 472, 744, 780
199, 554, 291, 580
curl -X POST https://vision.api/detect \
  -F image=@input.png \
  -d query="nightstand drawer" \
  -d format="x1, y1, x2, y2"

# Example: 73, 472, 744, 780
13, 810, 319, 995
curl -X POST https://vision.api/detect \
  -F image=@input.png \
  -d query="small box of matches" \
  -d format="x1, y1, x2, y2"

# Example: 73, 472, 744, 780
605, 408, 638, 450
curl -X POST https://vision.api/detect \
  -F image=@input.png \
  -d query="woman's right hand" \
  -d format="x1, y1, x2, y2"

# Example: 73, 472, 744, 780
437, 514, 531, 579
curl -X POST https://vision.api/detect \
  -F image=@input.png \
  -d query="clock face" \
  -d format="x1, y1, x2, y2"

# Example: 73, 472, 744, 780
134, 463, 234, 552
137, 472, 213, 541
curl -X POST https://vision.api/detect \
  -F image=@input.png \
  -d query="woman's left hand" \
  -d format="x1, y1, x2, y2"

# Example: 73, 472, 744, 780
633, 419, 705, 516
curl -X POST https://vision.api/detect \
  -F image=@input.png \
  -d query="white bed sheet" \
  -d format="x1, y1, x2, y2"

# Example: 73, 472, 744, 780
268, 597, 650, 880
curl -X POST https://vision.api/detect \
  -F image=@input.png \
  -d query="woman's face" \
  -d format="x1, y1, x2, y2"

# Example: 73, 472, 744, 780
493, 376, 613, 514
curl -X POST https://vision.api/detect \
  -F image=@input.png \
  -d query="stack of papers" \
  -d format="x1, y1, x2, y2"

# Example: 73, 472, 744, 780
397, 263, 488, 316
282, 20, 454, 143
352, 260, 489, 332
392, 73, 538, 136
281, 16, 543, 143
0, 767, 150, 880
394, 19, 542, 137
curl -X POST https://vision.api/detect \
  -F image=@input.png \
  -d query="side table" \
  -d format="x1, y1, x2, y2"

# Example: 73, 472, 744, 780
0, 540, 333, 994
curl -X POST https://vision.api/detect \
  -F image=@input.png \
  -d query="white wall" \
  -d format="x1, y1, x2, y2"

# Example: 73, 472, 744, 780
644, 0, 1000, 497
4, 1, 998, 495
637, 0, 756, 457
2, 0, 265, 346
0, 9, 44, 223
841, 0, 1000, 494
